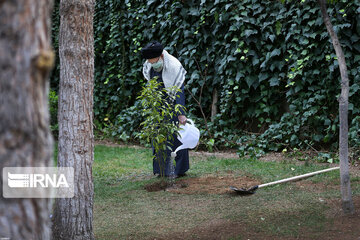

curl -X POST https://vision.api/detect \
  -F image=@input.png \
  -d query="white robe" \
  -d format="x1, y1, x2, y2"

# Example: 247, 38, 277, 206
142, 49, 187, 97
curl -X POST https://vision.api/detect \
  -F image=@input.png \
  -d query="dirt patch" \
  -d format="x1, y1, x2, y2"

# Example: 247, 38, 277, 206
153, 218, 302, 240
144, 180, 169, 192
190, 150, 238, 159
312, 196, 360, 240
295, 180, 339, 193
258, 152, 287, 162
168, 175, 260, 195
153, 219, 277, 240
144, 175, 260, 194
350, 166, 360, 177
153, 196, 360, 240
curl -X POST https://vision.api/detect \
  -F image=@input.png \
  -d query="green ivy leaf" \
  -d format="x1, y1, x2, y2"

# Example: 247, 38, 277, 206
269, 77, 279, 86
275, 21, 282, 35
270, 48, 281, 57
244, 29, 258, 37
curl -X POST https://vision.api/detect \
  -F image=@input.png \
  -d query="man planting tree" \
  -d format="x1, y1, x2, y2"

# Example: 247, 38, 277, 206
141, 41, 189, 178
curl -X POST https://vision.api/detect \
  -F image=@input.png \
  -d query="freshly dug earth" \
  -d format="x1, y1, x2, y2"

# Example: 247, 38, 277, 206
144, 180, 169, 192
144, 174, 260, 194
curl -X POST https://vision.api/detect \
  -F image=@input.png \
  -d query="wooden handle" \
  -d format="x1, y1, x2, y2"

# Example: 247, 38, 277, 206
258, 167, 340, 189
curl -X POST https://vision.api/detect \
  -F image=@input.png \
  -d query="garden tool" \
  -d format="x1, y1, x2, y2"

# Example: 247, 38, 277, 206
230, 166, 340, 195
171, 119, 200, 158
167, 119, 200, 182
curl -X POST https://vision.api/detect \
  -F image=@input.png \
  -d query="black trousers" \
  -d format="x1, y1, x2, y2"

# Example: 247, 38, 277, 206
152, 134, 189, 176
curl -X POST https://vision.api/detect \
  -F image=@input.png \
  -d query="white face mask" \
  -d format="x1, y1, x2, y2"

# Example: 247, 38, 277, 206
151, 58, 163, 72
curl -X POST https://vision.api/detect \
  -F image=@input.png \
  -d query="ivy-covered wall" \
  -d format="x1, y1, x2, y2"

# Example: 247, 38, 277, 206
51, 0, 360, 152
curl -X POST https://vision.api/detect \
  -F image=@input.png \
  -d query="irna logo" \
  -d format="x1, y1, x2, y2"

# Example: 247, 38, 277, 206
2, 167, 74, 198
7, 172, 70, 188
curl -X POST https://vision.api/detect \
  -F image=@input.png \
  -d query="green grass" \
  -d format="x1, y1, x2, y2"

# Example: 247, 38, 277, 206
91, 145, 360, 239
94, 145, 153, 181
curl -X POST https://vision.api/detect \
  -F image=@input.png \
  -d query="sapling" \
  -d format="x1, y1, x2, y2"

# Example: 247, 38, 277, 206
137, 77, 184, 179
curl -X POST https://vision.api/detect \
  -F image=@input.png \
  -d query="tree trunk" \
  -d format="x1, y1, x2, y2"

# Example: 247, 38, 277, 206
0, 0, 54, 239
318, 0, 354, 214
211, 88, 218, 122
52, 0, 95, 239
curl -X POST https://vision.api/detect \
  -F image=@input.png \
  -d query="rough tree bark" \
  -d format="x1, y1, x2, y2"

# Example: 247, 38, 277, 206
0, 0, 54, 239
318, 0, 354, 214
52, 0, 95, 239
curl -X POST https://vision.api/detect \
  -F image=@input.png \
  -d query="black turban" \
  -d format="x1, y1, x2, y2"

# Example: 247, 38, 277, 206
141, 41, 163, 59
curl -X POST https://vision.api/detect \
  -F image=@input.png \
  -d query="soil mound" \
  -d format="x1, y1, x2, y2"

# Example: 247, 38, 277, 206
144, 174, 260, 194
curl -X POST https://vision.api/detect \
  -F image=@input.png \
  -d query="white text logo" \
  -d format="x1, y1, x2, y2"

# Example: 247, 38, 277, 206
8, 172, 69, 188
3, 167, 74, 198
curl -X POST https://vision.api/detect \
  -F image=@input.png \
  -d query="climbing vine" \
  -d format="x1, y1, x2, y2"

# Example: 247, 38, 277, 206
50, 0, 360, 154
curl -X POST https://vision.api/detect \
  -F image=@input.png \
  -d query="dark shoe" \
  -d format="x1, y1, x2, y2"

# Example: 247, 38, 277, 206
176, 173, 187, 178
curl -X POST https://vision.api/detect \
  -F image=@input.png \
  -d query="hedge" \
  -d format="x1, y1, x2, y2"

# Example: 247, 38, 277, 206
50, 0, 360, 154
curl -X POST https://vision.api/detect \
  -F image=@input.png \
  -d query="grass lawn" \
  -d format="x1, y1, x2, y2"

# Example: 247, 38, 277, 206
93, 144, 360, 240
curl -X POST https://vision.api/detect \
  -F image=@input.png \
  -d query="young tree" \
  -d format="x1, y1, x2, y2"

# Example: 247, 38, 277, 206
137, 77, 183, 178
318, 0, 354, 214
0, 0, 54, 239
52, 0, 95, 239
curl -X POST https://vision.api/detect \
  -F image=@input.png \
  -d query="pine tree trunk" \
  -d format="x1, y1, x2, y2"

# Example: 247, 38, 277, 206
318, 0, 354, 214
0, 0, 54, 239
52, 0, 95, 239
